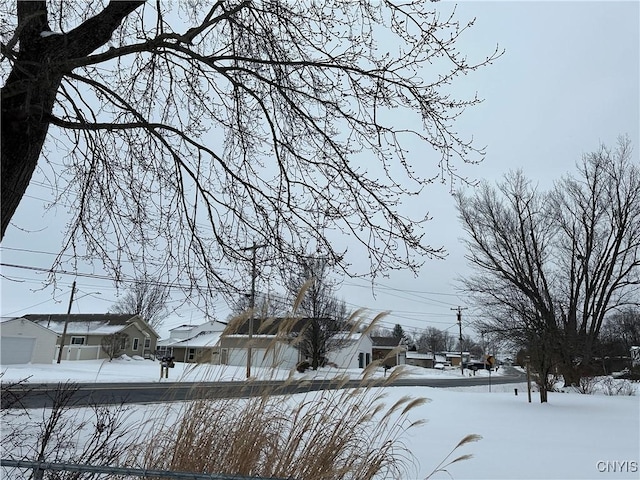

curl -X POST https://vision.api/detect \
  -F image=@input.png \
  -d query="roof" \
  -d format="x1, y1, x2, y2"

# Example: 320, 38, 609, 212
371, 336, 403, 347
22, 313, 157, 337
169, 324, 200, 331
444, 351, 471, 358
0, 317, 59, 336
406, 351, 435, 360
159, 331, 222, 348
225, 317, 330, 336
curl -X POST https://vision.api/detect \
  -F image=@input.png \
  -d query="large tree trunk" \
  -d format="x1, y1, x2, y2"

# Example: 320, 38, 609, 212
559, 363, 583, 388
1, 2, 62, 239
539, 386, 548, 403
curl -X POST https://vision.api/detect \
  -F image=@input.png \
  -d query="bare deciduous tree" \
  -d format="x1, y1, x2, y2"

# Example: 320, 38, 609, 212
109, 278, 169, 330
456, 334, 482, 359
457, 137, 640, 399
416, 326, 455, 354
286, 256, 350, 370
1, 1, 501, 307
228, 291, 286, 320
599, 307, 640, 360
100, 332, 130, 361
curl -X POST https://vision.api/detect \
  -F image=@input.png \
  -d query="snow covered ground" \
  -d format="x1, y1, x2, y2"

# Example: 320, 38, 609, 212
2, 359, 639, 479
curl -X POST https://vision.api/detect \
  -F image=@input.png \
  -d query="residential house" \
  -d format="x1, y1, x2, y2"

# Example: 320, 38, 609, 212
219, 317, 305, 370
1, 317, 58, 365
444, 351, 471, 367
23, 313, 159, 361
371, 336, 407, 367
157, 320, 227, 363
220, 317, 375, 370
405, 352, 450, 369
405, 351, 435, 369
327, 332, 373, 369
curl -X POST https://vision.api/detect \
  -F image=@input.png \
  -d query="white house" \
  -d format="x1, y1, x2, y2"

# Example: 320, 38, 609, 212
157, 318, 376, 371
157, 320, 227, 363
327, 332, 374, 369
1, 317, 58, 365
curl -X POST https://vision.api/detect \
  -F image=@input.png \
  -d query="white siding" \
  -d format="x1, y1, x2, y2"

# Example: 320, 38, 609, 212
225, 343, 299, 371
328, 334, 374, 369
1, 318, 57, 364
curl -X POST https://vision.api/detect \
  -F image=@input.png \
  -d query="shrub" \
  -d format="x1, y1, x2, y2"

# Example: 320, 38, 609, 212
296, 360, 310, 373
599, 376, 637, 396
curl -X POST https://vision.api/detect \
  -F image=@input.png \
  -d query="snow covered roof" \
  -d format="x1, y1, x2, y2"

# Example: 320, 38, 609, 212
444, 351, 471, 358
331, 332, 364, 341
169, 324, 199, 331
22, 313, 154, 337
0, 317, 59, 336
406, 351, 435, 360
159, 331, 222, 348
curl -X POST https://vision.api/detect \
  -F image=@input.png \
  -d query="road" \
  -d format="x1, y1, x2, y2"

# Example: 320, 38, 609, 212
2, 369, 526, 409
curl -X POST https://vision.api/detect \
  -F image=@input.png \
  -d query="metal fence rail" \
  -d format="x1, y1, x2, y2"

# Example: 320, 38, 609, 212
0, 459, 290, 480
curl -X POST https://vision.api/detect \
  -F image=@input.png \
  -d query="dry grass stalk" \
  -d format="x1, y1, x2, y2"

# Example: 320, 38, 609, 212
134, 379, 426, 480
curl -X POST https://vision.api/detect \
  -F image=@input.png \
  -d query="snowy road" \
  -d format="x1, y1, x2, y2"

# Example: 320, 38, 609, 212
3, 371, 526, 408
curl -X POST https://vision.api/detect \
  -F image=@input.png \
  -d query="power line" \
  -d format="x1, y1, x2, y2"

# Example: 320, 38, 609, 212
342, 279, 462, 300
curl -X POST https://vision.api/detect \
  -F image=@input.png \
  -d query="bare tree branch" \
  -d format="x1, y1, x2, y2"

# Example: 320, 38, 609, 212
1, 0, 502, 312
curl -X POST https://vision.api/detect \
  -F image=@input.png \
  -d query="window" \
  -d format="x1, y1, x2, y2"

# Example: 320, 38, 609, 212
144, 338, 151, 349
133, 338, 139, 351
358, 352, 364, 368
188, 348, 195, 361
70, 336, 85, 345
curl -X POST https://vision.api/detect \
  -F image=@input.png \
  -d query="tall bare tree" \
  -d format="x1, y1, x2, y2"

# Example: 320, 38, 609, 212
599, 307, 640, 358
457, 137, 640, 398
547, 139, 640, 385
109, 278, 169, 330
1, 1, 500, 306
416, 326, 455, 354
227, 291, 285, 320
286, 255, 350, 370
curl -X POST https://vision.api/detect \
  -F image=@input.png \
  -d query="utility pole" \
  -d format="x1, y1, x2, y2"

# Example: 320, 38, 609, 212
56, 281, 76, 364
241, 243, 266, 379
451, 306, 467, 376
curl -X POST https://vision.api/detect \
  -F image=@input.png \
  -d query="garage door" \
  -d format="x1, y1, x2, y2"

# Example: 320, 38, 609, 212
1, 336, 35, 365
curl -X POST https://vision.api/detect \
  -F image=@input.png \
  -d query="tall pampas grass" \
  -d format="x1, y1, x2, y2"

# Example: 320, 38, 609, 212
134, 378, 428, 479
129, 310, 431, 479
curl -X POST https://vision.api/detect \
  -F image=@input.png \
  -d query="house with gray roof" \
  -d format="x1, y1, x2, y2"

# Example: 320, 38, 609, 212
22, 313, 159, 361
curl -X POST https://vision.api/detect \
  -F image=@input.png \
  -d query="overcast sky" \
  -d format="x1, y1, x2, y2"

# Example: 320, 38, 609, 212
1, 1, 638, 339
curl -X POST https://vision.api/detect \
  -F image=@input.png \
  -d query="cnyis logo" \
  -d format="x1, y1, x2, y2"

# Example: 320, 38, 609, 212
596, 461, 638, 473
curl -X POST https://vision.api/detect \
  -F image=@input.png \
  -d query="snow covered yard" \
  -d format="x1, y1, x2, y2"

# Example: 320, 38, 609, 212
2, 359, 639, 479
